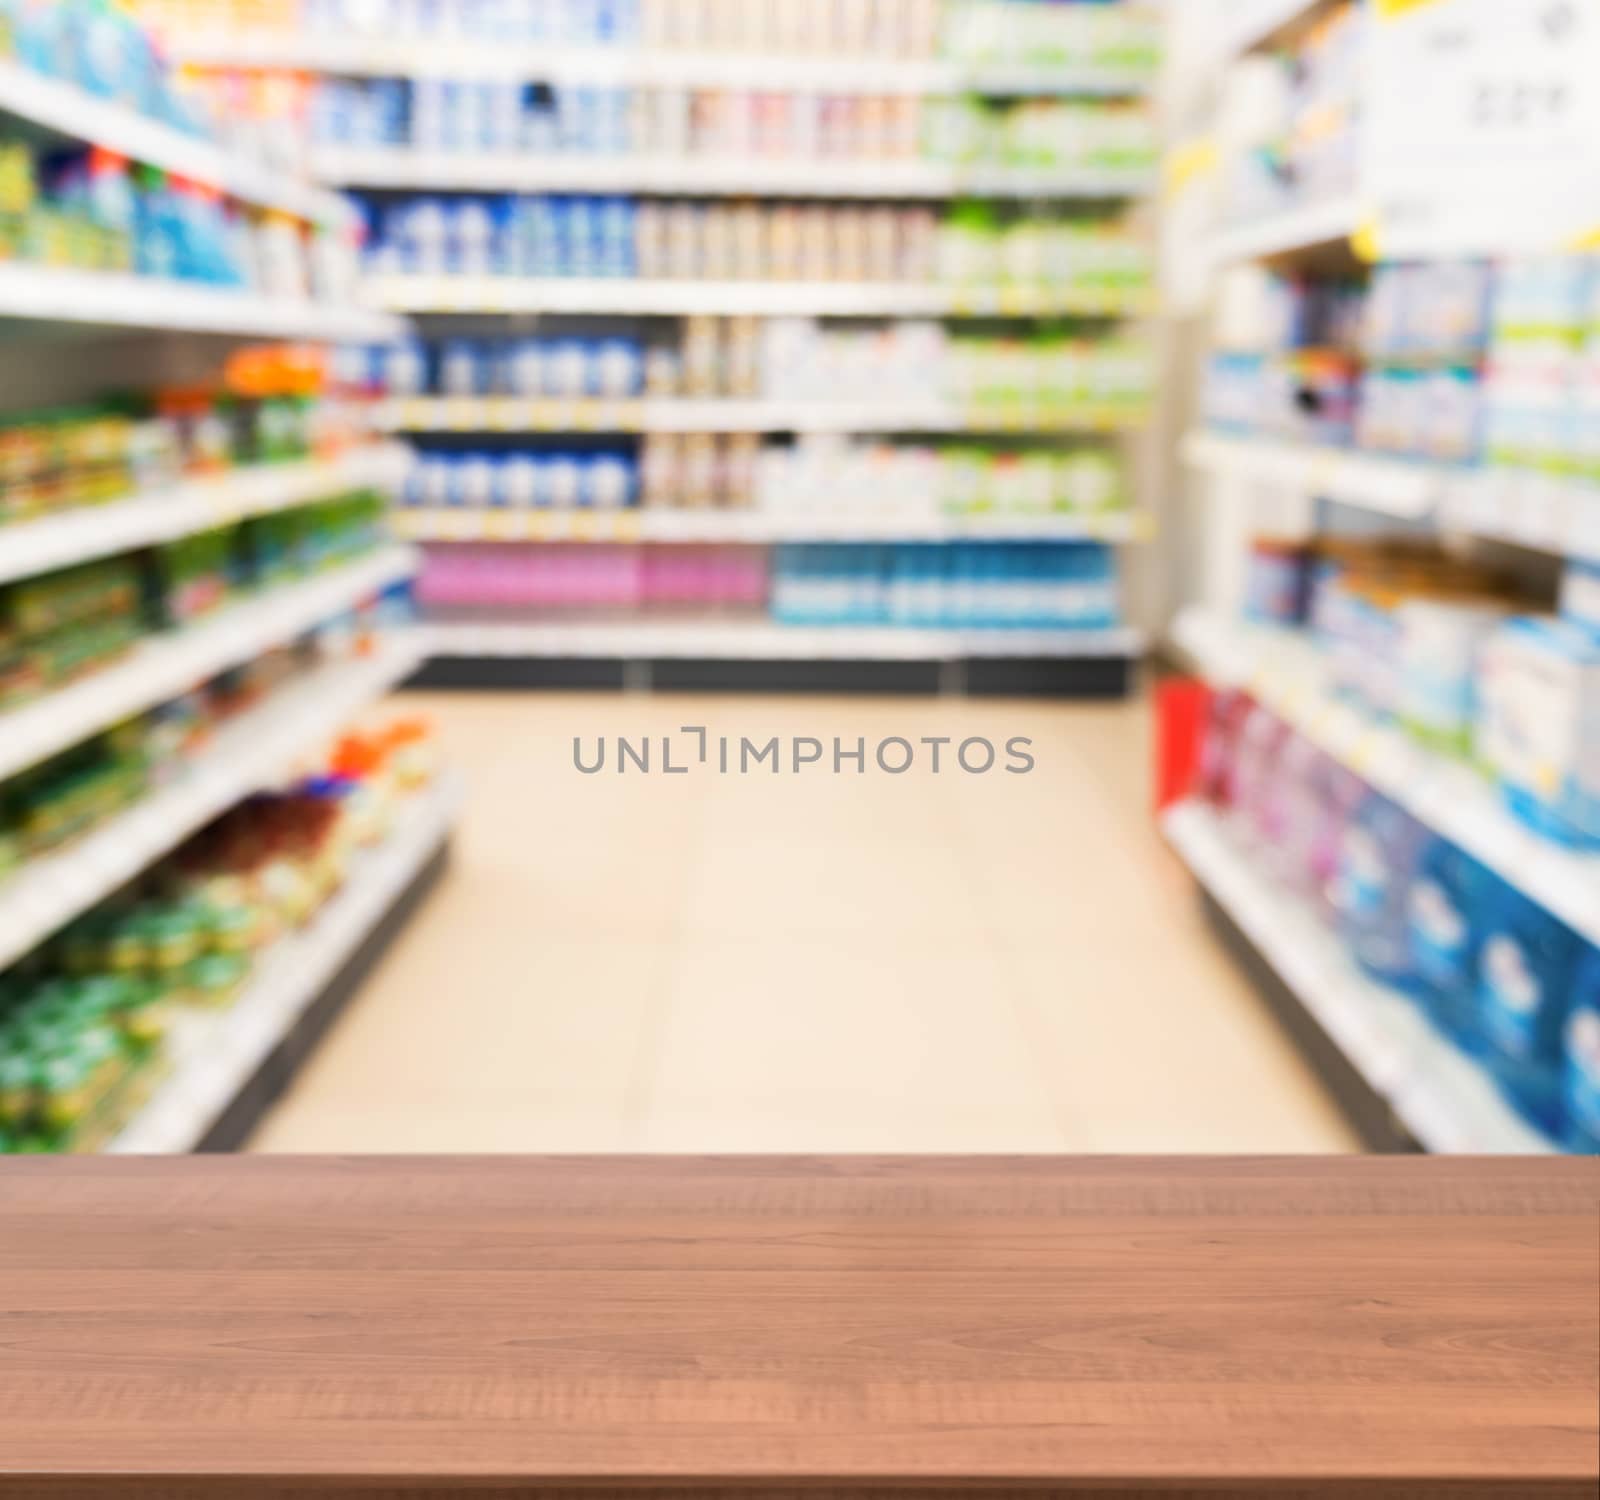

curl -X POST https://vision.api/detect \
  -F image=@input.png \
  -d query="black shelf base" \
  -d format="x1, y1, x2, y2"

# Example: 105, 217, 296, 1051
408, 655, 1135, 698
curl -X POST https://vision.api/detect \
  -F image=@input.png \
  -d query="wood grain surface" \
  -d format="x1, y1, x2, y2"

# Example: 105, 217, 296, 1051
0, 1155, 1595, 1498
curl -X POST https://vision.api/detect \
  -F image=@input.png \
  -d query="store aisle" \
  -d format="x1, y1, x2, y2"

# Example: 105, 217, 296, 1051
252, 689, 1357, 1153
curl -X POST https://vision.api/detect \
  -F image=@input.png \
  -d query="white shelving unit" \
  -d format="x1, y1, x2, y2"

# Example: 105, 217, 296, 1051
109, 774, 460, 1155
426, 620, 1142, 662
1216, 0, 1329, 63
0, 640, 425, 976
378, 396, 1144, 436
1174, 607, 1600, 951
0, 546, 417, 786
0, 60, 352, 228
1183, 431, 1441, 520
0, 264, 402, 342
315, 148, 1154, 200
1164, 801, 1555, 1154
369, 276, 1151, 319
1185, 430, 1600, 554
397, 507, 1149, 546
170, 33, 1156, 96
0, 446, 411, 588
1204, 194, 1363, 268
1442, 469, 1600, 565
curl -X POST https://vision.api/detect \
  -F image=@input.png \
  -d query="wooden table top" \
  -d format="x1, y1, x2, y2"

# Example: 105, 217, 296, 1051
0, 1155, 1595, 1498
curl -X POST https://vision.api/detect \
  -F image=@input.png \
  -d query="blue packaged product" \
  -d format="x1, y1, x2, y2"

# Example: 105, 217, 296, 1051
448, 197, 506, 276
598, 196, 636, 278
565, 195, 600, 277
402, 197, 451, 274
546, 453, 584, 510
583, 453, 636, 510
369, 79, 409, 147
1562, 950, 1600, 1153
374, 332, 425, 391
504, 339, 546, 397
1332, 791, 1432, 987
1475, 880, 1585, 1138
438, 339, 490, 397
1405, 839, 1492, 1046
546, 338, 592, 397
447, 452, 497, 509
496, 453, 540, 509
593, 337, 643, 398
415, 453, 453, 509
311, 78, 357, 146
524, 195, 563, 275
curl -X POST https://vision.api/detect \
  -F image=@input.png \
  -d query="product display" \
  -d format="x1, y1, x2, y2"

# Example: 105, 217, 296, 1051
361, 195, 1151, 292
0, 488, 389, 716
0, 4, 362, 299
1218, 0, 1361, 227
139, 0, 1160, 71
367, 317, 1154, 422
771, 540, 1118, 627
0, 713, 438, 1153
5, 0, 212, 136
416, 542, 768, 613
1202, 687, 1600, 1149
0, 350, 383, 531
416, 537, 1119, 630
1204, 254, 1600, 478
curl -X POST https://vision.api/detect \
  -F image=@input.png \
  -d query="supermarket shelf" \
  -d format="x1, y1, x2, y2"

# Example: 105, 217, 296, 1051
1164, 801, 1555, 1154
0, 640, 426, 977
1205, 194, 1364, 265
172, 33, 1155, 95
1183, 431, 1441, 520
397, 506, 1151, 545
369, 276, 1153, 318
1218, 0, 1330, 61
423, 619, 1143, 661
0, 265, 403, 342
1185, 431, 1600, 555
109, 773, 459, 1154
0, 61, 353, 228
315, 148, 1155, 199
1442, 468, 1600, 565
1174, 607, 1600, 950
0, 446, 412, 589
0, 545, 418, 786
379, 395, 1146, 435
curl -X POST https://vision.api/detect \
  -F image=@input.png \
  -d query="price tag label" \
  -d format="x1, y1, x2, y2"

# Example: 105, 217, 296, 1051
1367, 0, 1600, 256
483, 510, 520, 542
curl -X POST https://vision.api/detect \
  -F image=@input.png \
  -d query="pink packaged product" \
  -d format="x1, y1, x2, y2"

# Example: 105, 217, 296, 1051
416, 544, 768, 615
1227, 702, 1290, 845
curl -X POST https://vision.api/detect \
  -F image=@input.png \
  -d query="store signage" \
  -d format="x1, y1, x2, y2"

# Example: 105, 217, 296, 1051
1365, 0, 1600, 256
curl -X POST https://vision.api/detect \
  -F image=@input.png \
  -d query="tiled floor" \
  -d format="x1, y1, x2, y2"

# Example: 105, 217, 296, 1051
251, 688, 1358, 1152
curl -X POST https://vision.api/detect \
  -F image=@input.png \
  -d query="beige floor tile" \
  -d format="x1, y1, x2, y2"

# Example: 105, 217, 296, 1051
253, 686, 1357, 1156
638, 936, 1076, 1152
1001, 941, 1358, 1153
